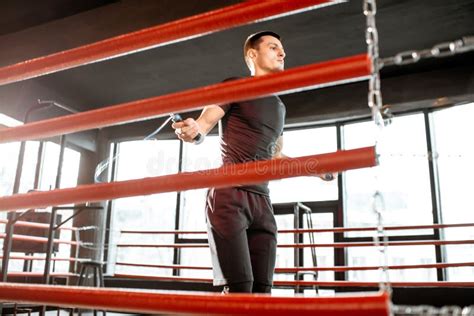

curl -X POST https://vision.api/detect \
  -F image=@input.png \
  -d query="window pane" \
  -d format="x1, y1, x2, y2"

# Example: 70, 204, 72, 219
0, 113, 82, 273
115, 246, 174, 277
180, 136, 221, 231
274, 214, 295, 284
0, 115, 22, 269
0, 142, 20, 197
432, 103, 474, 281
34, 143, 81, 273
0, 112, 22, 199
2, 142, 81, 273
272, 212, 296, 296
60, 146, 81, 189
303, 213, 334, 282
347, 246, 437, 282
111, 140, 179, 275
179, 248, 213, 279
39, 142, 81, 190
18, 141, 40, 194
269, 127, 338, 203
343, 114, 433, 237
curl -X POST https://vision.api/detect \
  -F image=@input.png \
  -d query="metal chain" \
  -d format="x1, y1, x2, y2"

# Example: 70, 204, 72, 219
363, 0, 392, 298
363, 2, 473, 312
364, 0, 390, 127
381, 36, 474, 68
393, 304, 474, 316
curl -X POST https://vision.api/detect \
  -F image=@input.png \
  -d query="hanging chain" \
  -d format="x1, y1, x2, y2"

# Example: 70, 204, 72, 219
363, 0, 392, 297
363, 2, 474, 314
364, 0, 390, 127
381, 36, 474, 68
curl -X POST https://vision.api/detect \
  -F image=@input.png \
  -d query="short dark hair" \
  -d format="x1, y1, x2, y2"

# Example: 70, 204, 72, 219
243, 31, 281, 58
243, 31, 281, 70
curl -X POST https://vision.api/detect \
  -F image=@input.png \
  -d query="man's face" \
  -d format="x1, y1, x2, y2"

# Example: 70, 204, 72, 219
251, 35, 286, 75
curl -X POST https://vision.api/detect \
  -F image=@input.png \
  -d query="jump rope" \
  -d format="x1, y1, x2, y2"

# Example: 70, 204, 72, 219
94, 114, 202, 183
94, 114, 333, 182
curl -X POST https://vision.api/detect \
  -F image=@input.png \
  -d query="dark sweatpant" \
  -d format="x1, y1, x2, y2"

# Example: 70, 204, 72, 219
206, 187, 277, 293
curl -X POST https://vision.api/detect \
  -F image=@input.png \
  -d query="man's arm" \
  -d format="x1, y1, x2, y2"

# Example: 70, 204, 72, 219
171, 105, 225, 143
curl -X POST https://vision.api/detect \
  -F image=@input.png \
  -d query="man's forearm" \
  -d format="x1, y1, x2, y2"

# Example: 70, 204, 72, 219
196, 105, 225, 135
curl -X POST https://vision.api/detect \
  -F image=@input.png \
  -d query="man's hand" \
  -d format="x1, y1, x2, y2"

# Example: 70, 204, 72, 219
317, 173, 337, 181
172, 118, 201, 143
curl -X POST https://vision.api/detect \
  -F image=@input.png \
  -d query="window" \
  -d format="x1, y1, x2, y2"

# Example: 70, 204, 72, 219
431, 102, 474, 281
272, 213, 296, 296
273, 209, 336, 296
179, 137, 221, 278
106, 106, 474, 284
13, 141, 44, 195
179, 248, 212, 278
0, 114, 22, 243
342, 114, 434, 237
269, 127, 338, 203
347, 246, 437, 282
180, 136, 221, 231
303, 213, 334, 282
32, 141, 81, 273
39, 142, 81, 190
111, 139, 180, 276
342, 114, 439, 281
0, 118, 81, 273
0, 141, 21, 197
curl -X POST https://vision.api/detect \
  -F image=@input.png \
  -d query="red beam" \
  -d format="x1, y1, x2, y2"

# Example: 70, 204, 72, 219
277, 239, 474, 248
4, 220, 471, 236
2, 272, 77, 278
0, 54, 370, 144
118, 222, 474, 235
0, 0, 335, 86
276, 262, 474, 273
1, 255, 79, 262
114, 239, 474, 249
0, 146, 376, 212
0, 233, 79, 246
0, 218, 78, 231
116, 262, 212, 270
114, 262, 474, 272
121, 229, 207, 234
278, 222, 474, 234
0, 283, 390, 315
273, 280, 474, 288
114, 274, 211, 283
113, 274, 474, 288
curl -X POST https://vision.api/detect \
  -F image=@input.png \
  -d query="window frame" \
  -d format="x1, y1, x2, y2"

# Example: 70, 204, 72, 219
105, 104, 472, 283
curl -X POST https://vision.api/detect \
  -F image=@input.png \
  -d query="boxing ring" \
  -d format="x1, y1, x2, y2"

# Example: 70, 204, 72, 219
0, 0, 473, 315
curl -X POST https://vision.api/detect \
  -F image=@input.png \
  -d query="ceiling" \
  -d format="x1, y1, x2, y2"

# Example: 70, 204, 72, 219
0, 0, 473, 149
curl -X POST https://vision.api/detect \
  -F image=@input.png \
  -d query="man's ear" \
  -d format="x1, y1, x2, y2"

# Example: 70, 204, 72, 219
248, 48, 257, 59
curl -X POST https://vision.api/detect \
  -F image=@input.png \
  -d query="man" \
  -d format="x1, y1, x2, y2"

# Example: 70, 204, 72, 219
172, 31, 332, 293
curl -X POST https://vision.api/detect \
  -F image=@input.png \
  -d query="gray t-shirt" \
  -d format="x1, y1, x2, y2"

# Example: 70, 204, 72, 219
218, 79, 286, 195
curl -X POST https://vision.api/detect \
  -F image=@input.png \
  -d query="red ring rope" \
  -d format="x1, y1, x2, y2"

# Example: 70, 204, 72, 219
113, 274, 474, 288
119, 222, 474, 235
0, 282, 390, 315
0, 218, 78, 231
1, 255, 81, 262
113, 261, 474, 273
0, 54, 370, 144
4, 272, 77, 278
0, 146, 376, 212
0, 0, 335, 86
0, 233, 80, 246
114, 239, 474, 248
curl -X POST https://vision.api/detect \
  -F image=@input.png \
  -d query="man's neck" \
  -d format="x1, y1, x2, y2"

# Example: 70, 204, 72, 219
254, 69, 270, 77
